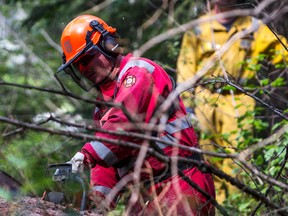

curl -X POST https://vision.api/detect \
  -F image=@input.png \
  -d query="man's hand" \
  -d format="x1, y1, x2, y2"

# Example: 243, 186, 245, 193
68, 152, 85, 173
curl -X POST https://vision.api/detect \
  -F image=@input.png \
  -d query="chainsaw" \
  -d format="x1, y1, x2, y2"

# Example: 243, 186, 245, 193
42, 163, 88, 212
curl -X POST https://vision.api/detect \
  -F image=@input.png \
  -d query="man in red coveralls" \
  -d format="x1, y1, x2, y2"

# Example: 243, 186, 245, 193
56, 14, 215, 215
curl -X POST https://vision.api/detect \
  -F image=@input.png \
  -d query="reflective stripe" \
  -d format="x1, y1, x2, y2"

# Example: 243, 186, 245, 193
155, 115, 192, 149
94, 106, 100, 114
90, 141, 119, 166
117, 157, 136, 177
118, 59, 155, 82
156, 133, 177, 149
164, 115, 192, 134
92, 185, 112, 195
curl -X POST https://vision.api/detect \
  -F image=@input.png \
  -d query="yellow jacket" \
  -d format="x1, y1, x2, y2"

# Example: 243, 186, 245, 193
177, 14, 287, 86
176, 13, 287, 202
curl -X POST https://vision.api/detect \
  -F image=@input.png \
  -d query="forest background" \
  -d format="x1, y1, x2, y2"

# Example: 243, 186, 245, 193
0, 0, 287, 215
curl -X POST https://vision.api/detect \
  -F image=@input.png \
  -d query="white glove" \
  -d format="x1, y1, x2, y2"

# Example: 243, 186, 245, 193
68, 152, 85, 173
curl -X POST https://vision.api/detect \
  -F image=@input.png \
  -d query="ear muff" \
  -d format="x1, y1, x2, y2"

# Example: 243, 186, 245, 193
101, 35, 122, 56
89, 20, 122, 57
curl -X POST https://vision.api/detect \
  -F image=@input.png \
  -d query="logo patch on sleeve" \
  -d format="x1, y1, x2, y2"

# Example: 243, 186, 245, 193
123, 75, 136, 87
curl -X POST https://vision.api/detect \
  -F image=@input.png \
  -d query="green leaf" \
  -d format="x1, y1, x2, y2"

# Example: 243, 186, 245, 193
239, 201, 251, 211
271, 77, 286, 87
255, 155, 264, 166
269, 166, 280, 176
275, 63, 287, 69
260, 78, 270, 86
273, 186, 282, 192
253, 119, 269, 131
271, 121, 285, 131
221, 85, 236, 91
264, 146, 277, 161
257, 53, 269, 61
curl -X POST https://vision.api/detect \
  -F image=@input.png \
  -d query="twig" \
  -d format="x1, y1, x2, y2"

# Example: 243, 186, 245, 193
81, 0, 116, 15
0, 116, 287, 212
250, 146, 288, 216
40, 29, 62, 53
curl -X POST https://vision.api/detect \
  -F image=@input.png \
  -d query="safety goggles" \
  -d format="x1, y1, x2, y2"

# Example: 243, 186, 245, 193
55, 44, 111, 92
72, 45, 101, 70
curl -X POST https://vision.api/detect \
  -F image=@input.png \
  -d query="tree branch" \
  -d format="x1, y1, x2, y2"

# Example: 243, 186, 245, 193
0, 115, 287, 213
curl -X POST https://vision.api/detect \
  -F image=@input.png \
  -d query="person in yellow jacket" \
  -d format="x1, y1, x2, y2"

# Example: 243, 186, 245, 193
177, 0, 287, 203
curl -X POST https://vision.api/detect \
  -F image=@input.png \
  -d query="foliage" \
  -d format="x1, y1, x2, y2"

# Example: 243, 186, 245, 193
208, 55, 288, 215
0, 0, 287, 215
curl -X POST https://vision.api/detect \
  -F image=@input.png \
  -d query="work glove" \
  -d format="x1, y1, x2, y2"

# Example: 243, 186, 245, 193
67, 152, 85, 173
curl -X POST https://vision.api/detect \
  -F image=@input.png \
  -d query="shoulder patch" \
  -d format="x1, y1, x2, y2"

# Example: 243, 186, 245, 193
123, 75, 136, 88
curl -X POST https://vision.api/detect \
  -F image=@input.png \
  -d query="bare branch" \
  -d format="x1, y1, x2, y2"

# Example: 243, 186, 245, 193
251, 146, 288, 215
81, 0, 116, 15
0, 12, 59, 86
133, 8, 253, 57
40, 29, 62, 53
1, 115, 288, 212
239, 124, 288, 160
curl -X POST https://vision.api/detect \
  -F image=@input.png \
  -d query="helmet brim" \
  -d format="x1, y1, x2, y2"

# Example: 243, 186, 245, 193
57, 47, 87, 72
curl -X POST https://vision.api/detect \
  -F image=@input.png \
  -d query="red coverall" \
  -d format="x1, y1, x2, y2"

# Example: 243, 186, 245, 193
81, 53, 215, 215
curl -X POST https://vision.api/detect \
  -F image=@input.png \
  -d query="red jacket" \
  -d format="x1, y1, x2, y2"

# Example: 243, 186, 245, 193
81, 53, 204, 206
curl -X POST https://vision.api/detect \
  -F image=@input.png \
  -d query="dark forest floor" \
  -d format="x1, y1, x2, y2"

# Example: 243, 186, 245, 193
0, 196, 103, 216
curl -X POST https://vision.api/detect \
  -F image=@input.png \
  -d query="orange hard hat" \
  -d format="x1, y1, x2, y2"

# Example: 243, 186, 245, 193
58, 15, 117, 72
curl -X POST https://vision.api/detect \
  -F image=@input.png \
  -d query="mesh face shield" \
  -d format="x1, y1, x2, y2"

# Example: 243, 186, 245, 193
55, 44, 113, 92
55, 65, 94, 92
